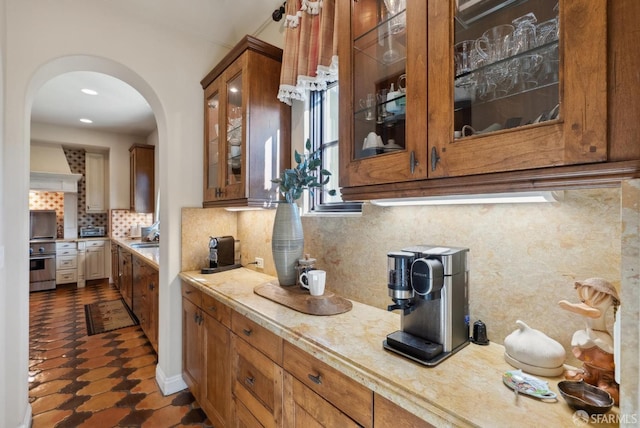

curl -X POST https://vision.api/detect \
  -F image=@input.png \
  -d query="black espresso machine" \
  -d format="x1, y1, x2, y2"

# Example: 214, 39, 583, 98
383, 245, 470, 366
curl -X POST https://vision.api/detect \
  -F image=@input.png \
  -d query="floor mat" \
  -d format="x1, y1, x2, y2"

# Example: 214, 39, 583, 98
84, 298, 138, 336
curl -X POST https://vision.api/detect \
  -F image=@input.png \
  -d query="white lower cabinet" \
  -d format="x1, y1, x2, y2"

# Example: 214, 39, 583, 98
85, 240, 106, 280
56, 242, 77, 285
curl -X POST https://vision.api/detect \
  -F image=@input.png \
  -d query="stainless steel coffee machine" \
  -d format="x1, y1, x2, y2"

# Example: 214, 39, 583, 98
383, 245, 470, 366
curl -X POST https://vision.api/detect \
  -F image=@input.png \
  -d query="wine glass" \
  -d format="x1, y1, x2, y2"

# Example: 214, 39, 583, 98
383, 0, 406, 34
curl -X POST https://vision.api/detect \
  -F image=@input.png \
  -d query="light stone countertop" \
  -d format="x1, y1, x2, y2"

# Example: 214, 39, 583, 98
180, 268, 618, 427
112, 237, 160, 269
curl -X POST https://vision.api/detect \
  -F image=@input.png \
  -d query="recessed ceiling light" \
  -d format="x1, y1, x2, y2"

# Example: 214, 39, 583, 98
79, 118, 93, 124
81, 88, 98, 95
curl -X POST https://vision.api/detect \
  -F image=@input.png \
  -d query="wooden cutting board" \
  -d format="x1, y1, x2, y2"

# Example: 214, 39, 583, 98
254, 280, 352, 316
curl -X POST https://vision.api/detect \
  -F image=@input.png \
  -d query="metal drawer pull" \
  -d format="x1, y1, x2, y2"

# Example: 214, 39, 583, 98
185, 290, 192, 294
242, 328, 253, 336
308, 373, 322, 385
245, 376, 255, 386
208, 306, 216, 312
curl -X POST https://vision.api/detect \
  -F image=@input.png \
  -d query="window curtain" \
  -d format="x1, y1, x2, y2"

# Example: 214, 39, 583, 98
277, 0, 338, 105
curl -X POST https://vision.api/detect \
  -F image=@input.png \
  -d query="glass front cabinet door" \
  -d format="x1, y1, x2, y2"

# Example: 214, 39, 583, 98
339, 0, 607, 197
339, 0, 429, 189
202, 36, 291, 208
429, 0, 606, 178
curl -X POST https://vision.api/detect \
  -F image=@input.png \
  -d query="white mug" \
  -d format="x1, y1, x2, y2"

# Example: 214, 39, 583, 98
299, 270, 326, 296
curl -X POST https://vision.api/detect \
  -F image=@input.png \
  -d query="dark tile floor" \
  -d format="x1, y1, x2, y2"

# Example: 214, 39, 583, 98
29, 281, 213, 428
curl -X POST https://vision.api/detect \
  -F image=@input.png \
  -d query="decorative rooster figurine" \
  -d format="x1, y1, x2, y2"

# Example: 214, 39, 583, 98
558, 277, 620, 404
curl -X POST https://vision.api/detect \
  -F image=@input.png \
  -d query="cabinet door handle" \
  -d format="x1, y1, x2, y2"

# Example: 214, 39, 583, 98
194, 313, 199, 323
430, 147, 440, 171
308, 373, 322, 385
242, 328, 253, 336
245, 376, 255, 387
410, 151, 419, 174
208, 306, 216, 312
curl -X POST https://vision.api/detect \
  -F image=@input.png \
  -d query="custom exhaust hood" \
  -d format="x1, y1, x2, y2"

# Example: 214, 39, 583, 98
30, 143, 82, 192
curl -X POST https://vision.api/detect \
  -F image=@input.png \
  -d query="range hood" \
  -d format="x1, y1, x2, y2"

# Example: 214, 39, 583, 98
30, 143, 82, 192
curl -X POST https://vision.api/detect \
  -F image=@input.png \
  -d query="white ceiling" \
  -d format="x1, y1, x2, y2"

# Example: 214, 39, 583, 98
30, 0, 284, 138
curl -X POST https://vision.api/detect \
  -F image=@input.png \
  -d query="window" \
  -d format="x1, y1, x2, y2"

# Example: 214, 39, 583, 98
307, 82, 362, 214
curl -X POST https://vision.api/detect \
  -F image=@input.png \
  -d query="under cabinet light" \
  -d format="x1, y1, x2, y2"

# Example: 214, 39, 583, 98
81, 88, 98, 95
370, 191, 562, 206
79, 118, 93, 124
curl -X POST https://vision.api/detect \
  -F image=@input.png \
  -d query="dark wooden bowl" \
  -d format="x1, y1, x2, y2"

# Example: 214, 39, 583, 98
558, 380, 614, 415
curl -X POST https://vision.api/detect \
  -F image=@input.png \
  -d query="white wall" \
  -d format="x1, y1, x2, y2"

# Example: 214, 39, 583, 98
0, 0, 9, 424
1, 0, 254, 425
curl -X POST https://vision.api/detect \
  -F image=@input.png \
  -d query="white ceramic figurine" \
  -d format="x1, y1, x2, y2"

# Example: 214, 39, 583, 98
558, 277, 620, 404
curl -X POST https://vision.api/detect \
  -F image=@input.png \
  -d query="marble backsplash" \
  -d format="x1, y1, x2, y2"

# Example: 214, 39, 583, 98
182, 188, 622, 365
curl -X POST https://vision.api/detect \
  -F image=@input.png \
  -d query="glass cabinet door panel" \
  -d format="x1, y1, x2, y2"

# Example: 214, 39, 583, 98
206, 92, 220, 192
226, 73, 243, 187
454, 0, 559, 138
352, 0, 407, 160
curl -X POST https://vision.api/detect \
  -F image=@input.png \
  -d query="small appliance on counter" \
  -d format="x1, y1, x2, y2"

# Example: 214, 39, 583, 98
79, 226, 106, 238
201, 236, 242, 274
383, 245, 470, 366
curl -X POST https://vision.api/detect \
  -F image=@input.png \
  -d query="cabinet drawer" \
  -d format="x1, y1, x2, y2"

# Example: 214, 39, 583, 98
283, 341, 373, 428
181, 281, 202, 306
56, 270, 77, 284
202, 292, 230, 328
232, 311, 282, 365
56, 242, 76, 250
85, 240, 105, 248
232, 333, 283, 427
56, 248, 77, 257
56, 256, 77, 270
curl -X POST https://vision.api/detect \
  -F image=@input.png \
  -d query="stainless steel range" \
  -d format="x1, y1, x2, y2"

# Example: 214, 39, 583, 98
29, 240, 56, 291
29, 210, 57, 292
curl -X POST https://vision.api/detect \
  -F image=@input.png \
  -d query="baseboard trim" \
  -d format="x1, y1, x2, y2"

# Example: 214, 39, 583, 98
155, 365, 187, 396
21, 403, 32, 428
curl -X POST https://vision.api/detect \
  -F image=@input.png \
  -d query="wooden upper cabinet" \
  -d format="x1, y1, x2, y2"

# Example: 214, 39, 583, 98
201, 35, 291, 208
429, 0, 606, 177
129, 144, 155, 213
338, 0, 428, 189
339, 0, 640, 201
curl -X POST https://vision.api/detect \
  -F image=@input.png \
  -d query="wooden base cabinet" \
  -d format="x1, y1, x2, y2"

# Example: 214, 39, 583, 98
181, 282, 437, 427
181, 281, 232, 428
201, 293, 232, 427
374, 394, 434, 427
133, 257, 159, 352
230, 312, 283, 427
283, 342, 373, 428
182, 285, 204, 399
283, 372, 360, 428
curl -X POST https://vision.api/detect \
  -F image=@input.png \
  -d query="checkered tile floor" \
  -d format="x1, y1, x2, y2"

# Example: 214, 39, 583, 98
29, 281, 213, 428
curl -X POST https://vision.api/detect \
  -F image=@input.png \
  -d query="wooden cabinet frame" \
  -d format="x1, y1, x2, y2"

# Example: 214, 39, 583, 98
338, 0, 640, 201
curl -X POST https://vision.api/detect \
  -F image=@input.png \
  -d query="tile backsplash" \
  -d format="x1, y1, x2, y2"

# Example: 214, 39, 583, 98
183, 187, 621, 367
28, 191, 64, 237
110, 209, 154, 239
